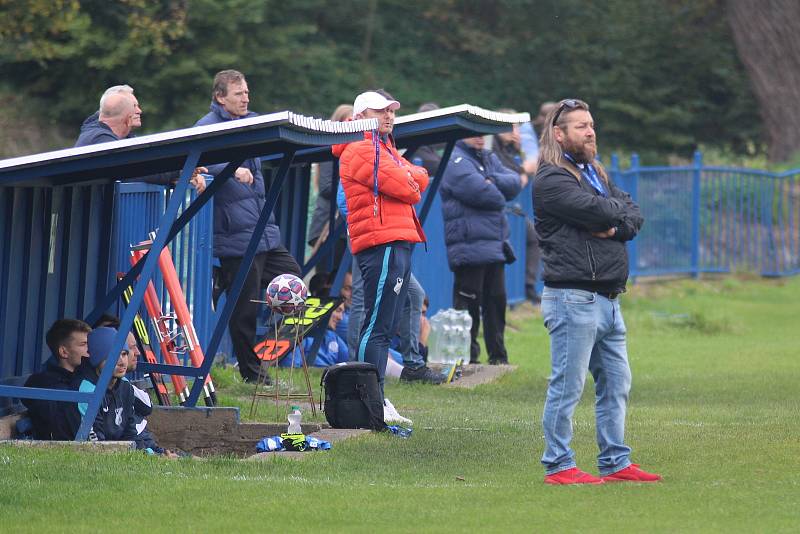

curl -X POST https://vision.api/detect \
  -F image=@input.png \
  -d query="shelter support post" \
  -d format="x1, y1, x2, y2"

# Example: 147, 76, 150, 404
185, 149, 297, 407
417, 140, 456, 226
76, 150, 201, 441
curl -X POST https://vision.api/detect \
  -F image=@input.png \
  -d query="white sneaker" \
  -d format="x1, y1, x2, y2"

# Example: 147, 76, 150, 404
383, 398, 412, 425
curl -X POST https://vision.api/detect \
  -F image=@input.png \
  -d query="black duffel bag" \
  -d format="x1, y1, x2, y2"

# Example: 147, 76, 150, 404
320, 362, 386, 430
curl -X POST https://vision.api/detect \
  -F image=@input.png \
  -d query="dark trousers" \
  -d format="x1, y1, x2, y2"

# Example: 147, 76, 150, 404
308, 236, 348, 275
453, 262, 508, 364
219, 246, 301, 380
525, 220, 541, 298
356, 241, 411, 395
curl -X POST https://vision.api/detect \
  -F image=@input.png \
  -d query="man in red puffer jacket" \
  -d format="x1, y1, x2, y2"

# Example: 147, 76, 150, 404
331, 89, 428, 399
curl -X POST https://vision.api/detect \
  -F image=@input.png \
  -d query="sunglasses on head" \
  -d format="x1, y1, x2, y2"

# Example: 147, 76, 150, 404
552, 99, 588, 126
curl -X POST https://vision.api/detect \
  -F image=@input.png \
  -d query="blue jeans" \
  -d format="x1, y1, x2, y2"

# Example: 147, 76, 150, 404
347, 250, 364, 358
398, 272, 425, 369
540, 287, 632, 476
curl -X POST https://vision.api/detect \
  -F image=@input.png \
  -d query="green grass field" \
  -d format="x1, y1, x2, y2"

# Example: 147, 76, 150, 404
2, 276, 799, 533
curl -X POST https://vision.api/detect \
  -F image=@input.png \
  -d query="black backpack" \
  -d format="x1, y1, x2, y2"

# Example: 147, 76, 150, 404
320, 362, 386, 430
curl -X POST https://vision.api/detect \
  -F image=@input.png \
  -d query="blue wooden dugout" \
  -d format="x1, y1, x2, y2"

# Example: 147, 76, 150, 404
0, 111, 380, 437
300, 105, 532, 315
0, 105, 528, 440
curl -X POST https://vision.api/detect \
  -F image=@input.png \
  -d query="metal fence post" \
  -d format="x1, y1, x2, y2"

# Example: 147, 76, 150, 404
691, 150, 703, 278
629, 153, 640, 279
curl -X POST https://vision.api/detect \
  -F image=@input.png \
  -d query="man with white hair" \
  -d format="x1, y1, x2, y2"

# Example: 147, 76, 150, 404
75, 85, 141, 146
74, 85, 205, 191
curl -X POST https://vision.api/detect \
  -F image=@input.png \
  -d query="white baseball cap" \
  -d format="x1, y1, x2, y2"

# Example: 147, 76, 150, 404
353, 91, 401, 116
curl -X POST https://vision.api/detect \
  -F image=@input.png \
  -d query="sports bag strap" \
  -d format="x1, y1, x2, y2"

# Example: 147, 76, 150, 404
356, 383, 387, 431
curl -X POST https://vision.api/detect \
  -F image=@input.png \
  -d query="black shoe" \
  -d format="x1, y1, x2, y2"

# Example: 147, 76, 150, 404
400, 365, 445, 384
488, 358, 509, 366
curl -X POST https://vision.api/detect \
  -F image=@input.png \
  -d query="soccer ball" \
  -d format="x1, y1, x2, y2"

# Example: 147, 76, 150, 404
265, 273, 308, 315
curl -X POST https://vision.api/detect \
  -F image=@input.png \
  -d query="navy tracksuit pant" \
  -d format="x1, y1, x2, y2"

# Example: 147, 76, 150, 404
356, 241, 411, 395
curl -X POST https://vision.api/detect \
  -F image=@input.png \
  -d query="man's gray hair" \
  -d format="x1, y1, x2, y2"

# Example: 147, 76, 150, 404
99, 85, 134, 114
212, 70, 246, 100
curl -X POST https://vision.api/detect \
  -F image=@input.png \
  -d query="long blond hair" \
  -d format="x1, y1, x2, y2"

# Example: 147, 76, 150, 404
330, 104, 353, 121
537, 99, 608, 182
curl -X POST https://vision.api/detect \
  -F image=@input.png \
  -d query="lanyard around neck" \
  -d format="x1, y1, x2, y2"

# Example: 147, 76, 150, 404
563, 153, 607, 197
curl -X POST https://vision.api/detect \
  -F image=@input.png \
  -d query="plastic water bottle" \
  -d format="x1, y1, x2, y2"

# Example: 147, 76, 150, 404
441, 323, 454, 364
447, 309, 462, 364
427, 311, 446, 363
460, 311, 472, 363
429, 309, 473, 364
287, 406, 302, 434
454, 310, 471, 364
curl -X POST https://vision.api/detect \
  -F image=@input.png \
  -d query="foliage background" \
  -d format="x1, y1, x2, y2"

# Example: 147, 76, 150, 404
0, 0, 764, 162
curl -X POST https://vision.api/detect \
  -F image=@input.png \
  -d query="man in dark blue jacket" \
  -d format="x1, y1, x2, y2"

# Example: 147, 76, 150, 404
195, 70, 301, 383
22, 319, 91, 440
74, 85, 206, 191
440, 137, 522, 365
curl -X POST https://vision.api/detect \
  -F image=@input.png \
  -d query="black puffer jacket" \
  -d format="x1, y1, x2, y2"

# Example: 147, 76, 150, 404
533, 163, 643, 293
194, 102, 282, 258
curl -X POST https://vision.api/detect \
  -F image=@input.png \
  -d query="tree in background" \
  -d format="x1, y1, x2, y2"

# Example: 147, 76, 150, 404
728, 0, 800, 163
0, 0, 766, 163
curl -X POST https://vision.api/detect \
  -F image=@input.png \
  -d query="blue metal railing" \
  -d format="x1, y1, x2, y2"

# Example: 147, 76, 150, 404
108, 153, 800, 364
610, 152, 800, 278
112, 181, 215, 368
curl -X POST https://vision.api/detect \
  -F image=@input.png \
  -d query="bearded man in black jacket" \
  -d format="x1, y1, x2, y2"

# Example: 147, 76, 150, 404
533, 99, 661, 485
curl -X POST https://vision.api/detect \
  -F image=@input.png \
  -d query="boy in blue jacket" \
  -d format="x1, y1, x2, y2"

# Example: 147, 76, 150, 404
67, 327, 170, 455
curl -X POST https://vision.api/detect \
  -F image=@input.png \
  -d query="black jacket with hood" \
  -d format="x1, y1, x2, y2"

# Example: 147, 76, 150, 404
65, 363, 145, 448
22, 358, 77, 440
533, 162, 643, 293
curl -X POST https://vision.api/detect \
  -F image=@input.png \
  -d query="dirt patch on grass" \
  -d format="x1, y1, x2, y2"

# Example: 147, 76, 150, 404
148, 406, 371, 458
428, 363, 516, 389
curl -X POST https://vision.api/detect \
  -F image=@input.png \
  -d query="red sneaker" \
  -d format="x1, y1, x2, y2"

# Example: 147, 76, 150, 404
602, 464, 662, 483
544, 467, 604, 485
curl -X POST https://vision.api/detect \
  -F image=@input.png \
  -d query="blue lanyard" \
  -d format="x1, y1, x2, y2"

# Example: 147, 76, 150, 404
563, 153, 607, 197
371, 134, 406, 214
372, 130, 380, 215
372, 130, 380, 199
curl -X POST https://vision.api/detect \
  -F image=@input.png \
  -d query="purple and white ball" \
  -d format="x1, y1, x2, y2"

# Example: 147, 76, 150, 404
266, 273, 308, 315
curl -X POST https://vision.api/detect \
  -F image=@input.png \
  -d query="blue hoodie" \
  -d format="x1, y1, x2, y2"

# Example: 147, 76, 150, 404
74, 111, 129, 146
194, 101, 282, 258
63, 328, 149, 448
73, 112, 175, 185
